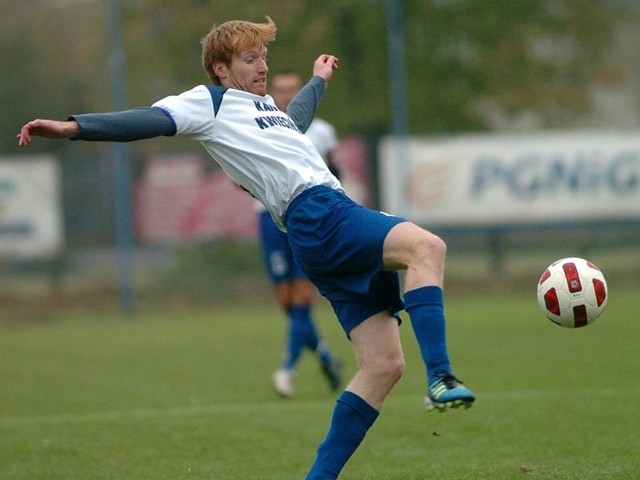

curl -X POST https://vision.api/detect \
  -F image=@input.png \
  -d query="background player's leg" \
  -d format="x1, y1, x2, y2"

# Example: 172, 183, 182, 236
290, 278, 343, 392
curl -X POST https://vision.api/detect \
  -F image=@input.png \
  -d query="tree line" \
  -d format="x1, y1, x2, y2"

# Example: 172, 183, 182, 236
2, 0, 637, 159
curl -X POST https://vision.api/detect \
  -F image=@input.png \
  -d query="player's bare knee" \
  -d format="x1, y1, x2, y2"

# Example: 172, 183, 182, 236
363, 352, 404, 386
413, 231, 447, 266
389, 355, 405, 381
378, 354, 405, 384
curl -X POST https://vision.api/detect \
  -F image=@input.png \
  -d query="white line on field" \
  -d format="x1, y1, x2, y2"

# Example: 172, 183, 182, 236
2, 386, 639, 428
0, 399, 332, 428
0, 401, 326, 427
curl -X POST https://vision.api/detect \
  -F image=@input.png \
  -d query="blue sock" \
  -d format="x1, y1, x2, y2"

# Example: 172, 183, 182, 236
283, 305, 310, 369
293, 305, 320, 352
288, 305, 335, 367
295, 309, 334, 366
314, 339, 333, 367
306, 391, 379, 480
404, 286, 451, 385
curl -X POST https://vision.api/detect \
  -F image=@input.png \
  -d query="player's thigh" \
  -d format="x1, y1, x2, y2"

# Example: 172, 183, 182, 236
349, 310, 404, 373
382, 221, 444, 270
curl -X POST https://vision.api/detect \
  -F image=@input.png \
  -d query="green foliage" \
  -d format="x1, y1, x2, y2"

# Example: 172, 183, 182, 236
2, 0, 638, 156
2, 288, 639, 479
402, 0, 619, 132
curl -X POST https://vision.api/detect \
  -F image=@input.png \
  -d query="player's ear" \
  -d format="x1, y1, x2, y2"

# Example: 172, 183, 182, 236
213, 61, 227, 80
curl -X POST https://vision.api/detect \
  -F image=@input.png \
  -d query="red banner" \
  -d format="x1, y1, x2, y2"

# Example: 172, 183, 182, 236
134, 155, 257, 243
134, 137, 372, 244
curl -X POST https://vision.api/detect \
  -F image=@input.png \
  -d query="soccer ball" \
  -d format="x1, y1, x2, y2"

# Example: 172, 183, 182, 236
536, 257, 608, 328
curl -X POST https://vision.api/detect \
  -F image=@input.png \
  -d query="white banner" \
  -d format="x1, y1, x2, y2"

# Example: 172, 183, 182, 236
380, 131, 640, 226
0, 156, 64, 258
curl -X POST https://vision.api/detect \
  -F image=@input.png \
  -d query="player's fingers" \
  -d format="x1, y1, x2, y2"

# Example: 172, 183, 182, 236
319, 54, 337, 64
318, 55, 338, 71
17, 126, 32, 147
22, 120, 45, 143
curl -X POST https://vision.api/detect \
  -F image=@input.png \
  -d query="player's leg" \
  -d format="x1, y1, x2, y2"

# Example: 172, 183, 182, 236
269, 282, 301, 397
305, 311, 403, 480
258, 211, 300, 396
289, 275, 343, 391
382, 221, 475, 411
288, 277, 320, 354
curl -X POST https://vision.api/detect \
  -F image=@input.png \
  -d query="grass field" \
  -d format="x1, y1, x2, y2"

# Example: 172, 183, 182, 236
1, 285, 639, 479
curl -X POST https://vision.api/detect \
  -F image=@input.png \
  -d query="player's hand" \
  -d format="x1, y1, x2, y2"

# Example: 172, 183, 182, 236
17, 119, 80, 147
313, 54, 339, 83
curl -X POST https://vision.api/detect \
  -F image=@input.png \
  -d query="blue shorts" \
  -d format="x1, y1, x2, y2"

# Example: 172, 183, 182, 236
257, 210, 306, 284
285, 186, 406, 334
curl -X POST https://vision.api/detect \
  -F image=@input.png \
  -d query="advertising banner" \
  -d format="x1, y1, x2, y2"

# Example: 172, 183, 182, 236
380, 131, 640, 227
134, 155, 258, 243
0, 156, 64, 259
134, 137, 374, 243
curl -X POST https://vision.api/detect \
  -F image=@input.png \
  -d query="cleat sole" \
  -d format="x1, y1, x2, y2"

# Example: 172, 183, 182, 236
424, 397, 474, 413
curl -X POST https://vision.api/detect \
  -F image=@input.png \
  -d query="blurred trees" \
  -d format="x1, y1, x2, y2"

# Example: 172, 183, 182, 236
3, 0, 639, 155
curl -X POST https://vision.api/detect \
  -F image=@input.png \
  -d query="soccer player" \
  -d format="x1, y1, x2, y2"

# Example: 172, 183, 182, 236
17, 17, 475, 480
260, 70, 342, 398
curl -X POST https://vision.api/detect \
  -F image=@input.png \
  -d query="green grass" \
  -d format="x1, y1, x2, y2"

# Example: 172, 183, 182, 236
1, 286, 639, 479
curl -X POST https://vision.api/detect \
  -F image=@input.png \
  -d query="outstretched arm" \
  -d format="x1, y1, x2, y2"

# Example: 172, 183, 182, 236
17, 107, 176, 147
287, 54, 338, 133
17, 119, 80, 147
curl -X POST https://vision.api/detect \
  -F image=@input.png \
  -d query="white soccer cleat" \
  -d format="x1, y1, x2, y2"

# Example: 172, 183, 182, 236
272, 368, 296, 397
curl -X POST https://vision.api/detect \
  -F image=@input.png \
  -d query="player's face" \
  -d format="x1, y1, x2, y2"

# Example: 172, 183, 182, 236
215, 46, 269, 96
270, 73, 302, 111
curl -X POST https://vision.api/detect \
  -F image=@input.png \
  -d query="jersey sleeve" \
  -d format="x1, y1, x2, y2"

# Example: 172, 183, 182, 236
70, 107, 176, 142
286, 76, 326, 133
151, 85, 217, 139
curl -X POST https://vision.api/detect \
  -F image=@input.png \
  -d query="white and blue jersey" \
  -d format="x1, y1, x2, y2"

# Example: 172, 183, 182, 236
152, 84, 341, 231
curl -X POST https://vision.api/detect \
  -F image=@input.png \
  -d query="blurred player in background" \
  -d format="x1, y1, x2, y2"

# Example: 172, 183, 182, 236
260, 70, 342, 397
17, 17, 475, 480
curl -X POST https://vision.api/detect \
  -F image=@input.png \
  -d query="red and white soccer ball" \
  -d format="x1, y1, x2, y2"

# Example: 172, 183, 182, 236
537, 257, 608, 328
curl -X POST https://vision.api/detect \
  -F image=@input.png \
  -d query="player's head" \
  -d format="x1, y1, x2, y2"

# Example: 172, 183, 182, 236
201, 17, 277, 95
270, 70, 303, 111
